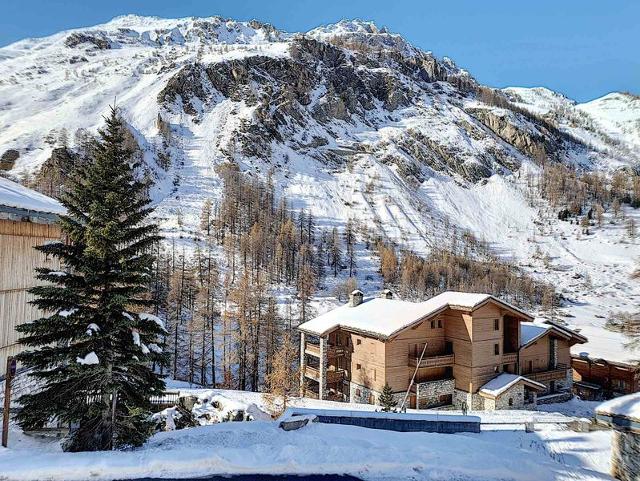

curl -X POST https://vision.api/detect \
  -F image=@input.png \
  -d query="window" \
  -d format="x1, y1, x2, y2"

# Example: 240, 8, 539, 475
508, 398, 513, 406
494, 365, 499, 373
438, 319, 443, 328
369, 394, 375, 404
430, 320, 435, 328
356, 388, 361, 396
356, 363, 361, 370
494, 343, 500, 355
528, 360, 533, 373
612, 379, 628, 391
503, 364, 509, 373
356, 338, 362, 345
494, 319, 499, 330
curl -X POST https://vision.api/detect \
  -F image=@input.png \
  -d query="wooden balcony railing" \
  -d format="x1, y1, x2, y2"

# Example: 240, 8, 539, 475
502, 352, 518, 364
304, 366, 346, 384
526, 364, 568, 383
408, 353, 455, 368
305, 343, 321, 357
305, 343, 347, 358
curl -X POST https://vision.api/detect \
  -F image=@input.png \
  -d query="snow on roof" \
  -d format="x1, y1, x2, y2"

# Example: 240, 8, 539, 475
520, 322, 551, 347
521, 319, 586, 349
298, 291, 531, 338
479, 373, 545, 398
0, 176, 65, 215
596, 392, 640, 420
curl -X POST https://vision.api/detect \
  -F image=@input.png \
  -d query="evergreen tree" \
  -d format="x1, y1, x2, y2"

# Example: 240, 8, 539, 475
16, 107, 166, 452
379, 383, 397, 412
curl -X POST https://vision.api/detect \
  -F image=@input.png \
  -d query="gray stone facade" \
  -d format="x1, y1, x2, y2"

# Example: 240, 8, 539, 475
349, 381, 381, 405
492, 383, 525, 410
453, 389, 485, 410
416, 379, 454, 408
611, 430, 640, 481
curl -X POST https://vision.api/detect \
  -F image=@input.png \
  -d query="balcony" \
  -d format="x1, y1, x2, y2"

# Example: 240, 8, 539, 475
502, 352, 518, 364
408, 353, 455, 368
305, 343, 347, 358
304, 366, 346, 384
526, 364, 568, 383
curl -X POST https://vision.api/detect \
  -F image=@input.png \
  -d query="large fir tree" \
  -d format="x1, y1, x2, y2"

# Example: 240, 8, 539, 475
16, 107, 166, 451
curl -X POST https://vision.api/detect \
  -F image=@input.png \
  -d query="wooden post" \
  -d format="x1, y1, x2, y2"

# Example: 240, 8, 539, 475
400, 342, 428, 412
2, 357, 16, 448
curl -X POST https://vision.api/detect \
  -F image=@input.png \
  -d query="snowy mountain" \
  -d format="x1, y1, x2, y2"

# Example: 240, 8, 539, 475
1, 15, 639, 362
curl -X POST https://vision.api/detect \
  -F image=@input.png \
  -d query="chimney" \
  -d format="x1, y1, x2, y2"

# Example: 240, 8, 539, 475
349, 290, 364, 307
380, 289, 393, 300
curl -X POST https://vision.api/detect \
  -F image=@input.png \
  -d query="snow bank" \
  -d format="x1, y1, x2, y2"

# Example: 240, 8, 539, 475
0, 421, 612, 481
596, 392, 640, 420
190, 392, 270, 424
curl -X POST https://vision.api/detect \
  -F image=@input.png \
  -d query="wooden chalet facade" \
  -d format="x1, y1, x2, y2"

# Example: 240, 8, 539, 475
572, 355, 640, 401
0, 177, 64, 377
298, 290, 587, 410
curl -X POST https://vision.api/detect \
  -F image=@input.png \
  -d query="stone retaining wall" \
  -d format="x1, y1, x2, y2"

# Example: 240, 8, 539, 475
416, 379, 454, 408
611, 430, 640, 481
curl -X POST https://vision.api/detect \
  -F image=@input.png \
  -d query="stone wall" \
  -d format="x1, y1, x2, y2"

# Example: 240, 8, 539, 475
555, 369, 573, 393
611, 430, 640, 481
493, 383, 525, 410
453, 389, 484, 411
349, 381, 381, 405
416, 379, 454, 408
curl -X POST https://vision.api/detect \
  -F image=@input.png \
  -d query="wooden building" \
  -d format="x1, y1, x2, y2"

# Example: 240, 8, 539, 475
298, 290, 586, 410
572, 355, 640, 401
0, 177, 64, 377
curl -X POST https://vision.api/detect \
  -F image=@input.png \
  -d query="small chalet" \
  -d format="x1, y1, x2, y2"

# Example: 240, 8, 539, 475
298, 290, 587, 410
567, 324, 640, 401
0, 176, 64, 377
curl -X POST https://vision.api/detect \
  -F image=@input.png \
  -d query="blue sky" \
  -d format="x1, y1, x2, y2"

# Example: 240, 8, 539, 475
1, 0, 638, 102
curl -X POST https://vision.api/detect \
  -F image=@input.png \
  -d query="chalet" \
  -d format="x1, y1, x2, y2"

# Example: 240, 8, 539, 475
298, 290, 587, 410
568, 324, 640, 401
0, 176, 64, 377
572, 356, 640, 401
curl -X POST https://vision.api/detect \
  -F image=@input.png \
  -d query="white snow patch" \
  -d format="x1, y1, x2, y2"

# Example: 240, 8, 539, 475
76, 351, 99, 365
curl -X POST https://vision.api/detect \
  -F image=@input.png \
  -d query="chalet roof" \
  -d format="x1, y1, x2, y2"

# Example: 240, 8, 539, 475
520, 319, 588, 349
0, 176, 65, 217
298, 291, 533, 339
479, 373, 546, 399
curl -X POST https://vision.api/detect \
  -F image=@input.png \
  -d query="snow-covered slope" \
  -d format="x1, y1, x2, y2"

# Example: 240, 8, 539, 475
1, 15, 639, 363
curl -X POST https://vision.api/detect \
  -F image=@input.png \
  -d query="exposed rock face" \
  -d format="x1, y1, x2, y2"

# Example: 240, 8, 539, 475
6, 15, 631, 198
0, 149, 19, 170
65, 33, 111, 50
468, 108, 566, 162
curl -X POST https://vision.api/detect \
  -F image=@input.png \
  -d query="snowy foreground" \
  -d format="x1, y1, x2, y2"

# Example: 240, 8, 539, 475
0, 386, 614, 481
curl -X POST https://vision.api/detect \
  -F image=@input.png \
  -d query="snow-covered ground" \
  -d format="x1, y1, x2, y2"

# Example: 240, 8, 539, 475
0, 384, 614, 480
0, 421, 613, 481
